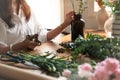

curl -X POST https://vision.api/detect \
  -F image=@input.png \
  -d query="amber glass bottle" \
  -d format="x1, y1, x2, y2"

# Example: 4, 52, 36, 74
71, 14, 85, 41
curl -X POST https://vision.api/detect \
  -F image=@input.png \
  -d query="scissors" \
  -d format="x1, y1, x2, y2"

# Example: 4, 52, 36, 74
26, 34, 41, 46
0, 51, 39, 69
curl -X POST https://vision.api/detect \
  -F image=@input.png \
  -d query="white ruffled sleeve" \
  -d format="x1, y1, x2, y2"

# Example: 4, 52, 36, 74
27, 11, 48, 43
36, 24, 48, 42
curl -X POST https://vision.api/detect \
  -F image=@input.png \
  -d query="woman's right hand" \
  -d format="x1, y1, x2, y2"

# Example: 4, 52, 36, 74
0, 37, 40, 54
20, 36, 40, 51
14, 34, 41, 51
22, 34, 41, 50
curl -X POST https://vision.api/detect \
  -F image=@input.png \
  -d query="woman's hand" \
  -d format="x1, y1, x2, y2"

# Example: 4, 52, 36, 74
21, 39, 39, 50
20, 34, 41, 50
47, 11, 75, 41
0, 42, 8, 54
13, 34, 41, 51
0, 35, 40, 54
62, 11, 75, 27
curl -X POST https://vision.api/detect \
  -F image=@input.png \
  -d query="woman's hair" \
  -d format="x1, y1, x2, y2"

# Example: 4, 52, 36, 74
16, 0, 31, 21
0, 0, 14, 28
0, 0, 31, 28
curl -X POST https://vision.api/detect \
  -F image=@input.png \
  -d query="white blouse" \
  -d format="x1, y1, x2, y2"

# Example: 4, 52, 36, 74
0, 11, 48, 46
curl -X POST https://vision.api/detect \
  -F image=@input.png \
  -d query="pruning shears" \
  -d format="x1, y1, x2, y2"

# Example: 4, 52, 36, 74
0, 51, 39, 69
26, 34, 41, 46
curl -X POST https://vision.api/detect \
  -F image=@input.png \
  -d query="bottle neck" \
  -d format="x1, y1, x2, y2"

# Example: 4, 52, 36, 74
74, 14, 82, 20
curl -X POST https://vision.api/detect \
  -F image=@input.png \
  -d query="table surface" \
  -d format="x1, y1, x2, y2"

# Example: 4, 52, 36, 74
60, 29, 107, 42
0, 41, 69, 80
0, 29, 107, 80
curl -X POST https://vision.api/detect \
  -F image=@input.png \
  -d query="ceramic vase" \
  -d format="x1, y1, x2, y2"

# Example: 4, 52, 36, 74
104, 14, 113, 38
96, 6, 109, 30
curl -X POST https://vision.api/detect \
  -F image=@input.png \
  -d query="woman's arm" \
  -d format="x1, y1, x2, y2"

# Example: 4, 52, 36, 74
0, 39, 39, 54
47, 11, 74, 41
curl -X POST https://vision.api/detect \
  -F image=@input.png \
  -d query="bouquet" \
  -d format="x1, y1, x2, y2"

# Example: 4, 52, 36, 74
58, 58, 120, 80
102, 0, 120, 13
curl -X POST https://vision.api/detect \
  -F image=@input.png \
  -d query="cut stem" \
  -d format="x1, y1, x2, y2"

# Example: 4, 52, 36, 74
70, 0, 75, 12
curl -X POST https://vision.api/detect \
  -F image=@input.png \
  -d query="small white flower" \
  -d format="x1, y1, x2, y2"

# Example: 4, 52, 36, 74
78, 69, 93, 78
62, 69, 72, 77
57, 76, 67, 80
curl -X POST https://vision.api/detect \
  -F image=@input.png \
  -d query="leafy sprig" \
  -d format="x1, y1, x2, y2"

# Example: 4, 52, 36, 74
19, 52, 78, 77
102, 0, 120, 13
76, 0, 87, 14
60, 33, 120, 61
70, 0, 87, 14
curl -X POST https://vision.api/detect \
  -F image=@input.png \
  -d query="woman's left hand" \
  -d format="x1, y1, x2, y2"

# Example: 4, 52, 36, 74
62, 11, 75, 27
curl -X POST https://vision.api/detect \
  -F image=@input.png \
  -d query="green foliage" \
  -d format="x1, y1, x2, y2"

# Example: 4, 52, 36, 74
102, 0, 120, 13
76, 0, 87, 14
68, 74, 88, 80
19, 33, 120, 78
70, 0, 87, 14
60, 33, 120, 61
19, 53, 79, 77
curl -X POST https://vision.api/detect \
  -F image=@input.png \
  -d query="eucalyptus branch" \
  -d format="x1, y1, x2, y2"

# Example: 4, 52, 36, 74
76, 0, 87, 14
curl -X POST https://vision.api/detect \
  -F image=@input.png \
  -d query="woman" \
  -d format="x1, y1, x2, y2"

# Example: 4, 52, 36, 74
0, 0, 74, 54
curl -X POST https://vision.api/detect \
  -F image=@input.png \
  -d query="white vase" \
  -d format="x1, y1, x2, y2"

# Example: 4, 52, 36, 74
104, 14, 113, 38
96, 6, 109, 30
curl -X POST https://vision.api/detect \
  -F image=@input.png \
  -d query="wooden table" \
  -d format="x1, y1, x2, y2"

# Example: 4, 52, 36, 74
0, 29, 107, 80
0, 41, 62, 80
0, 40, 71, 80
0, 63, 57, 80
60, 29, 107, 42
